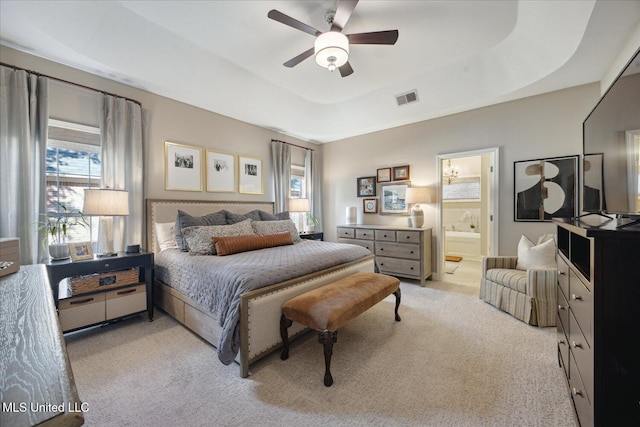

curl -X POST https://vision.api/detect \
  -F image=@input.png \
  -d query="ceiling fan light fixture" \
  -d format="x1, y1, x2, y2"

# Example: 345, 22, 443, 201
314, 31, 349, 70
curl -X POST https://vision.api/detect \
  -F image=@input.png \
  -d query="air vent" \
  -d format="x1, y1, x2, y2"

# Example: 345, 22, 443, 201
395, 90, 419, 106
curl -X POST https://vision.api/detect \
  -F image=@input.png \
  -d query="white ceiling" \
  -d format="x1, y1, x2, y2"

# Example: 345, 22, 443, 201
1, 1, 639, 143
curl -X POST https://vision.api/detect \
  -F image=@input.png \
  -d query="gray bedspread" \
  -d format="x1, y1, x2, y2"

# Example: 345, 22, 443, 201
155, 240, 371, 364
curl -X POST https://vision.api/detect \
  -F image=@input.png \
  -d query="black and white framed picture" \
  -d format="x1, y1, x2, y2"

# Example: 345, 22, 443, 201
239, 156, 263, 194
514, 155, 578, 221
583, 153, 604, 212
165, 141, 202, 191
380, 182, 411, 215
206, 150, 235, 193
363, 198, 378, 214
357, 176, 376, 197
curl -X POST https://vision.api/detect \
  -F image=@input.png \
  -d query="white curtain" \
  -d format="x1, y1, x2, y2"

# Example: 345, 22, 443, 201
0, 66, 48, 264
271, 140, 291, 213
100, 95, 144, 251
305, 149, 323, 232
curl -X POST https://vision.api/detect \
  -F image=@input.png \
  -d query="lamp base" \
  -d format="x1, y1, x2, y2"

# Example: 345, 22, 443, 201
411, 206, 424, 228
96, 216, 116, 256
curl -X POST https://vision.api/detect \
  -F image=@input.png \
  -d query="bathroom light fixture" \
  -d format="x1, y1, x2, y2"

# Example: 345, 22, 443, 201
443, 160, 460, 185
314, 32, 349, 72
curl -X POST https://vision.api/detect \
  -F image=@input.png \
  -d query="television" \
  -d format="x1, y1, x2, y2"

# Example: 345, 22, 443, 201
582, 47, 640, 224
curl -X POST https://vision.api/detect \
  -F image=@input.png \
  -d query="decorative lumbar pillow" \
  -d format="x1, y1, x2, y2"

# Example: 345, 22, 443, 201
155, 222, 178, 251
182, 219, 255, 255
516, 235, 557, 271
251, 219, 301, 243
214, 231, 294, 256
175, 210, 227, 251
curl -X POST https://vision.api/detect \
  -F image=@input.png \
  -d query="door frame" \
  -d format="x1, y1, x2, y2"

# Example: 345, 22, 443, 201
435, 147, 500, 281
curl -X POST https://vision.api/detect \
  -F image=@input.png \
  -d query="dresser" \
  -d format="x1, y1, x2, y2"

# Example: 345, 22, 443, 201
555, 219, 640, 426
337, 225, 432, 286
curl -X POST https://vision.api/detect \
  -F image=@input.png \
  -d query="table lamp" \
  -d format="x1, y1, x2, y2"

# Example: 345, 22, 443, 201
83, 188, 129, 257
289, 198, 310, 232
405, 187, 431, 228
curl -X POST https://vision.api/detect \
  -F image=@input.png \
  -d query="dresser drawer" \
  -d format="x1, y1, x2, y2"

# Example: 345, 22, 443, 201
374, 230, 396, 241
376, 256, 420, 277
557, 288, 569, 334
106, 285, 146, 320
337, 227, 355, 239
569, 352, 593, 427
339, 238, 374, 253
569, 270, 593, 348
355, 229, 374, 240
375, 242, 420, 260
557, 318, 569, 378
569, 310, 593, 401
557, 256, 569, 300
59, 293, 106, 332
397, 231, 421, 243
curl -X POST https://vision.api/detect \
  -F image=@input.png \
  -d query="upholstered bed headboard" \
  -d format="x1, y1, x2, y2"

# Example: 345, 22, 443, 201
145, 199, 275, 254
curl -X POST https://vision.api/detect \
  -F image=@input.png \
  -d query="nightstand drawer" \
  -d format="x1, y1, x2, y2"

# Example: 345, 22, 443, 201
106, 285, 146, 320
374, 230, 396, 241
355, 229, 374, 240
376, 256, 420, 276
59, 293, 106, 332
337, 227, 355, 239
397, 231, 421, 243
375, 242, 420, 259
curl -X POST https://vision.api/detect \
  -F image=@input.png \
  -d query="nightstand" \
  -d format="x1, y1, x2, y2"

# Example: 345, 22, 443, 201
299, 231, 324, 241
44, 251, 154, 332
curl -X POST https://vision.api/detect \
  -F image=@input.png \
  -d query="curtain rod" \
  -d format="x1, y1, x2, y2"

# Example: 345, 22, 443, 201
1, 62, 142, 107
272, 139, 315, 152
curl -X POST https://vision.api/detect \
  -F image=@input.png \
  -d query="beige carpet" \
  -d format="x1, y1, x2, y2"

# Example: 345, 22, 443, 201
64, 280, 577, 426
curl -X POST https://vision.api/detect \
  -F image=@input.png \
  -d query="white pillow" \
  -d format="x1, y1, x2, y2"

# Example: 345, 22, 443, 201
155, 222, 178, 251
516, 235, 556, 271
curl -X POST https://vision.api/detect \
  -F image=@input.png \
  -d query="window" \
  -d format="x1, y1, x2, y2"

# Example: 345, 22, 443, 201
290, 164, 307, 229
46, 119, 101, 243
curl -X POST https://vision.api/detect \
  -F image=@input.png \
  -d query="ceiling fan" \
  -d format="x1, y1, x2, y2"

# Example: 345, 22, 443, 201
268, 0, 399, 77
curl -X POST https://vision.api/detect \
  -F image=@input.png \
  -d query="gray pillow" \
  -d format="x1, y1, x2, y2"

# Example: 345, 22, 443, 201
182, 219, 255, 255
252, 219, 301, 243
260, 210, 290, 221
175, 210, 227, 251
225, 210, 289, 224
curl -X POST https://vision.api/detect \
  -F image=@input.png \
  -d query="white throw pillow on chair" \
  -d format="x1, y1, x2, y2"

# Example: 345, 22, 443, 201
516, 235, 556, 271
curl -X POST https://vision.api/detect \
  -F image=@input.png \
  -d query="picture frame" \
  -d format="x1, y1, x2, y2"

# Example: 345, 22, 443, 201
165, 141, 203, 191
206, 150, 236, 193
363, 198, 378, 214
357, 176, 376, 197
380, 182, 411, 215
514, 155, 578, 221
68, 241, 93, 261
392, 165, 410, 181
239, 156, 263, 194
377, 167, 391, 183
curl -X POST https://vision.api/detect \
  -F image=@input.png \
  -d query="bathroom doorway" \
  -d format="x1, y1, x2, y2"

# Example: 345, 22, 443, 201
436, 148, 499, 285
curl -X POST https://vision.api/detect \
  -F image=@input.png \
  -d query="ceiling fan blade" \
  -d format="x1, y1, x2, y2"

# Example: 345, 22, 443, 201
268, 10, 322, 37
283, 47, 315, 68
339, 62, 354, 77
348, 30, 399, 45
331, 0, 359, 31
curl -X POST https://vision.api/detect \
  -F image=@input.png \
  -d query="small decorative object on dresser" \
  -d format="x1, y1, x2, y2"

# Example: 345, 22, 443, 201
357, 176, 376, 197
405, 187, 431, 228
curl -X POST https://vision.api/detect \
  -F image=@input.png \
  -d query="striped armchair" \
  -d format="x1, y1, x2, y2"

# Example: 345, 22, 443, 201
479, 256, 556, 327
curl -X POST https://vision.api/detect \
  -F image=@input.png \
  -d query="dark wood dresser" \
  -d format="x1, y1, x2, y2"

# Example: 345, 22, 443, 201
555, 219, 640, 426
0, 264, 84, 427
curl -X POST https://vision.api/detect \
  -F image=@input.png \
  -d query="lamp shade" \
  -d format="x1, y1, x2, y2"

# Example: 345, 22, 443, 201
405, 187, 431, 204
314, 32, 349, 71
83, 189, 130, 216
289, 198, 310, 213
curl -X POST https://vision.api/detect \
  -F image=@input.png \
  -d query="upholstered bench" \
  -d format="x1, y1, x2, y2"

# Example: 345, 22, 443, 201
280, 272, 401, 386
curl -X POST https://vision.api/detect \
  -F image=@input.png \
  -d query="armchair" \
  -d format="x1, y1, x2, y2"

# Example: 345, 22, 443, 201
479, 237, 557, 327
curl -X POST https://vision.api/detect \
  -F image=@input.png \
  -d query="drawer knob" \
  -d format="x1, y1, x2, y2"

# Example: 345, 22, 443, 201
571, 294, 582, 301
380, 248, 384, 251
558, 305, 567, 310
571, 387, 584, 398
380, 263, 384, 266
410, 251, 414, 254
383, 234, 387, 237
571, 341, 583, 349
410, 267, 414, 270
558, 339, 566, 345
406, 236, 410, 239
559, 271, 566, 275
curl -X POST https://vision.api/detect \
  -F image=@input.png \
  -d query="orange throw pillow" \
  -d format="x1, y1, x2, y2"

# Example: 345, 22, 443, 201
213, 231, 294, 256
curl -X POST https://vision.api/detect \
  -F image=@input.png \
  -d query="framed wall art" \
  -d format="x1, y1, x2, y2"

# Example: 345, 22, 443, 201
68, 241, 93, 261
239, 156, 263, 194
380, 182, 411, 215
363, 198, 378, 214
514, 155, 578, 221
357, 176, 376, 197
377, 167, 391, 183
206, 150, 235, 193
165, 141, 202, 191
392, 165, 410, 181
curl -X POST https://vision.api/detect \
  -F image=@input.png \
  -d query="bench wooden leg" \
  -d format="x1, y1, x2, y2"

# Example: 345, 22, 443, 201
394, 288, 402, 322
280, 314, 293, 360
318, 330, 337, 387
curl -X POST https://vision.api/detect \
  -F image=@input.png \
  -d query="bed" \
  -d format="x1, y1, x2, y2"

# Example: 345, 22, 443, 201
146, 199, 375, 377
